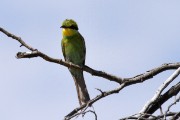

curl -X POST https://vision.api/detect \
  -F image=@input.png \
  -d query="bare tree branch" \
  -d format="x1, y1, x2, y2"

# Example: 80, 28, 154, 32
0, 27, 36, 51
1, 27, 180, 120
144, 82, 180, 115
139, 67, 180, 114
0, 27, 123, 83
66, 77, 180, 119
164, 95, 180, 120
120, 112, 180, 120
151, 112, 180, 120
65, 109, 97, 120
170, 112, 180, 120
83, 110, 97, 120
1, 27, 180, 85
64, 83, 126, 119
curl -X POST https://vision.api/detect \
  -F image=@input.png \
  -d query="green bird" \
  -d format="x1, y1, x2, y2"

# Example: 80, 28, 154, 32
60, 19, 90, 105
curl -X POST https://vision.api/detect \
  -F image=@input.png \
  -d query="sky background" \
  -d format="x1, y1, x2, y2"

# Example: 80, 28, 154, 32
1, 0, 180, 120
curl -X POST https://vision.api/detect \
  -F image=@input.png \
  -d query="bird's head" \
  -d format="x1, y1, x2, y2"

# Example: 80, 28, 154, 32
61, 19, 79, 30
61, 19, 79, 36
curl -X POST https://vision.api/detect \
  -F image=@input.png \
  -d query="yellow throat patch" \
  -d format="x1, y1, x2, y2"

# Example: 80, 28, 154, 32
62, 28, 76, 36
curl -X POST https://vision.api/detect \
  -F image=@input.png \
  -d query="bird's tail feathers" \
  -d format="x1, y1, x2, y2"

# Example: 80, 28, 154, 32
70, 69, 90, 106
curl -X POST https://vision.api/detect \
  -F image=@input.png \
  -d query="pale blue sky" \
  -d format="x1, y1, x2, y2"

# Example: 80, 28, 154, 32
1, 0, 180, 120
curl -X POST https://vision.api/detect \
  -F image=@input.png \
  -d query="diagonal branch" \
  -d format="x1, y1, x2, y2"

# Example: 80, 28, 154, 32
16, 51, 123, 83
120, 112, 180, 120
1, 27, 180, 85
139, 67, 180, 114
1, 27, 180, 119
65, 73, 180, 119
2, 27, 180, 85
0, 27, 122, 83
0, 27, 36, 51
170, 112, 180, 120
64, 83, 126, 119
142, 82, 180, 114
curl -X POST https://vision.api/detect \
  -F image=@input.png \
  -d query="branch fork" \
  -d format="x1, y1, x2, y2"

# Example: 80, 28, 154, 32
1, 27, 180, 120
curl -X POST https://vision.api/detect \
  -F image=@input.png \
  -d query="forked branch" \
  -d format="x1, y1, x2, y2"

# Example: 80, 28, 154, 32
1, 27, 180, 120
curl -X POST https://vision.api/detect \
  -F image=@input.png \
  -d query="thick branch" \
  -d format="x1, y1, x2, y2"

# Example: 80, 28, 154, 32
65, 72, 180, 119
1, 27, 180, 85
120, 112, 180, 120
170, 112, 180, 120
144, 82, 180, 114
140, 67, 180, 113
0, 27, 122, 83
1, 27, 180, 119
16, 51, 123, 83
120, 83, 180, 119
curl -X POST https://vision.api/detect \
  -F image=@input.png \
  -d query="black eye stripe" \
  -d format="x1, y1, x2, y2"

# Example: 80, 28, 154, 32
69, 25, 78, 30
61, 25, 78, 30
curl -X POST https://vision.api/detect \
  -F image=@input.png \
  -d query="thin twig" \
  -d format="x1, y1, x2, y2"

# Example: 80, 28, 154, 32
83, 110, 97, 120
0, 27, 35, 51
164, 95, 180, 120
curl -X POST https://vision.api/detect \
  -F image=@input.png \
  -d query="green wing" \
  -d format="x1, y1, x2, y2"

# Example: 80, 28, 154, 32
61, 38, 66, 61
79, 33, 86, 65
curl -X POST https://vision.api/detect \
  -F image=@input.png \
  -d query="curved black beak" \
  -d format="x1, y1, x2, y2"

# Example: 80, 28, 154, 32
60, 25, 65, 28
